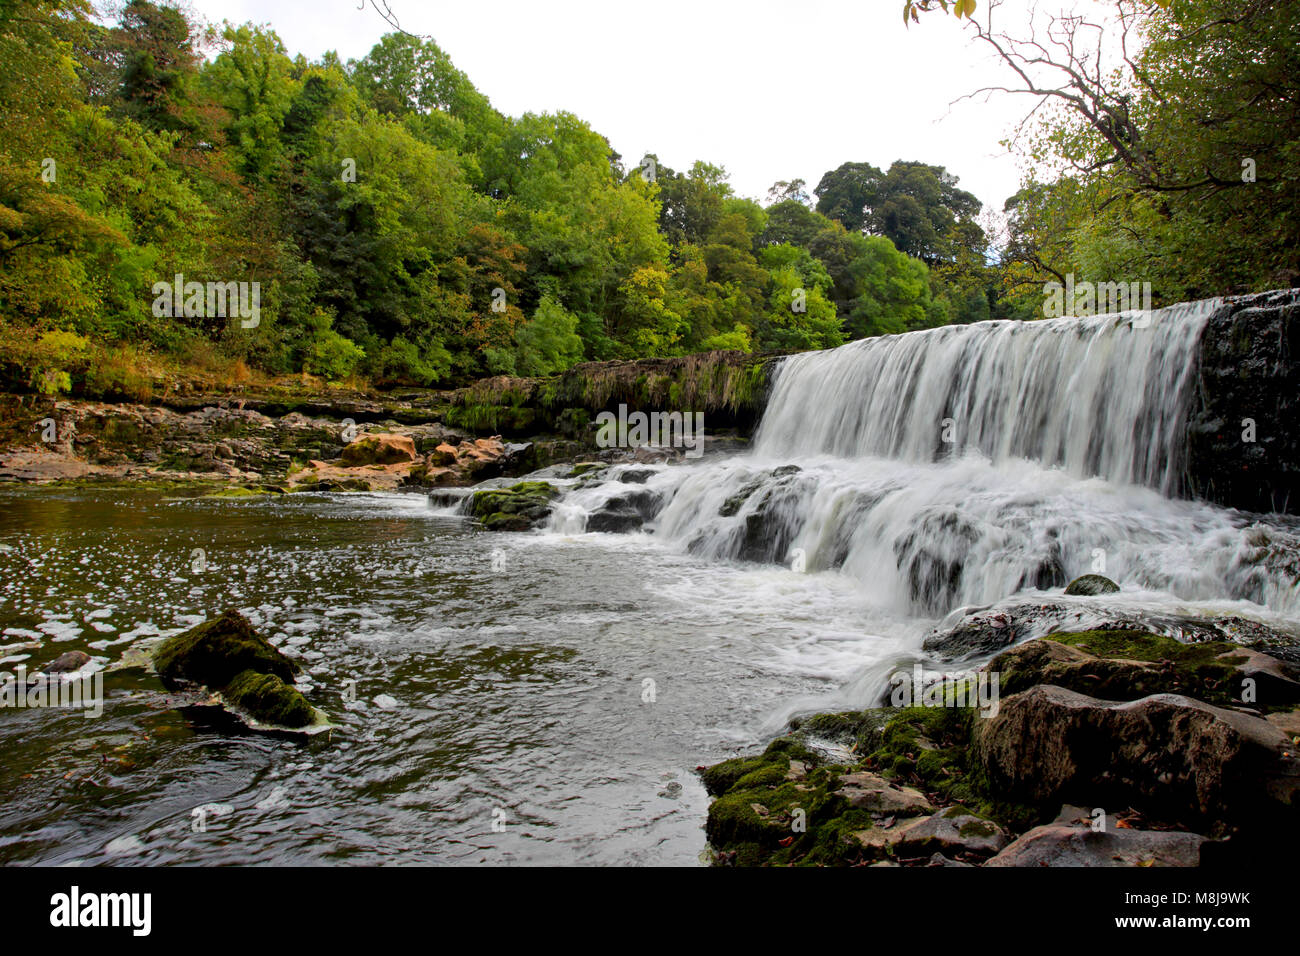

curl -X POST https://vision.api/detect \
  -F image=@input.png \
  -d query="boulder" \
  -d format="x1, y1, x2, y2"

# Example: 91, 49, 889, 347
469, 481, 561, 531
151, 610, 319, 730
985, 824, 1207, 867
974, 684, 1300, 820
833, 771, 932, 815
890, 806, 1010, 858
338, 433, 417, 466
1064, 573, 1120, 596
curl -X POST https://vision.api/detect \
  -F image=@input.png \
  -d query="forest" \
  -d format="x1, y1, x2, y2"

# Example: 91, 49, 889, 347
1, 0, 1296, 398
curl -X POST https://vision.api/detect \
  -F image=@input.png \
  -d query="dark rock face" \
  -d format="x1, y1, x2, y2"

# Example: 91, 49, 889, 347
1187, 289, 1300, 514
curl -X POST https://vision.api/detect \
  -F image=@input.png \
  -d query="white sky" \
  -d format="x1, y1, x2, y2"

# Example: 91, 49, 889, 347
185, 0, 1041, 212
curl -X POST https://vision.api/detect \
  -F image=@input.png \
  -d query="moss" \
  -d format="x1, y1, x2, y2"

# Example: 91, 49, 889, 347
567, 462, 607, 478
153, 609, 297, 689
223, 669, 314, 728
789, 709, 892, 754
151, 610, 322, 730
469, 481, 561, 530
1003, 630, 1246, 706
203, 486, 267, 499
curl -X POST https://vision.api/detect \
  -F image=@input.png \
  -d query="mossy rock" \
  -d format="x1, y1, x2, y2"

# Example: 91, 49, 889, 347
203, 486, 269, 499
469, 481, 561, 530
568, 462, 608, 478
1064, 573, 1120, 595
991, 630, 1248, 708
151, 610, 321, 730
154, 610, 298, 690
222, 669, 315, 728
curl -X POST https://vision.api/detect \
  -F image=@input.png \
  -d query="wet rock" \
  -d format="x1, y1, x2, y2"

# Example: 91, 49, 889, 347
923, 597, 1300, 661
1186, 289, 1300, 514
1064, 573, 1120, 596
151, 610, 320, 730
469, 481, 561, 531
890, 806, 1010, 858
339, 433, 417, 466
40, 650, 91, 674
584, 488, 663, 534
985, 824, 1207, 867
893, 509, 980, 614
974, 684, 1300, 821
833, 771, 932, 815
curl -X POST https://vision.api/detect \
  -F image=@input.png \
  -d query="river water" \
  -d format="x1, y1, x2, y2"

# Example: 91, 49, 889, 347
3, 301, 1299, 865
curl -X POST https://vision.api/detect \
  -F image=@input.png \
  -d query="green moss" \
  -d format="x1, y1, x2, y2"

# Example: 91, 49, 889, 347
153, 609, 298, 690
568, 462, 607, 478
469, 481, 561, 530
150, 610, 323, 731
223, 669, 315, 728
1004, 630, 1246, 706
203, 486, 267, 499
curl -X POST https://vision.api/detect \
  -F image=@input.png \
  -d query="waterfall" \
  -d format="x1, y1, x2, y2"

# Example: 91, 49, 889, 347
754, 300, 1219, 494
546, 299, 1300, 623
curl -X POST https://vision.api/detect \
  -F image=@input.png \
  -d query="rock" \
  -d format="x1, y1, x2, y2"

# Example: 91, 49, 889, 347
469, 481, 561, 531
151, 610, 319, 729
1064, 573, 1120, 596
985, 824, 1207, 867
1186, 289, 1300, 514
584, 487, 663, 533
40, 650, 91, 674
923, 597, 1299, 661
222, 670, 315, 727
428, 443, 459, 467
985, 631, 1268, 706
339, 433, 417, 466
891, 806, 1010, 858
927, 852, 973, 867
616, 467, 657, 484
974, 684, 1300, 821
833, 771, 932, 816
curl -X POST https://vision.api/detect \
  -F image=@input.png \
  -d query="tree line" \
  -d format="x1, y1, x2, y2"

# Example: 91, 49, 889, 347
1, 0, 1294, 397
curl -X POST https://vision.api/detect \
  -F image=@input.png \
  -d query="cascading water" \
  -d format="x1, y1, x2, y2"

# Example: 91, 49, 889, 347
753, 302, 1219, 494
549, 299, 1300, 639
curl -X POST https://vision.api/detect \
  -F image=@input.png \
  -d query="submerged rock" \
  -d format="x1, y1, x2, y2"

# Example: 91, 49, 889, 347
151, 610, 321, 730
39, 650, 91, 674
1063, 573, 1120, 596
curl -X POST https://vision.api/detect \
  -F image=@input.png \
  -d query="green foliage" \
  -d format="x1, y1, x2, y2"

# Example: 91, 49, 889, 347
16, 0, 1230, 392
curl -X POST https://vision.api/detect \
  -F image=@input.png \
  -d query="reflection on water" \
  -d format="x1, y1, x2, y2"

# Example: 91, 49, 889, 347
0, 487, 910, 866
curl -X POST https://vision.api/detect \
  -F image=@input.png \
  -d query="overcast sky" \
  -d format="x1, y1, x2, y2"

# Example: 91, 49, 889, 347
186, 0, 1040, 212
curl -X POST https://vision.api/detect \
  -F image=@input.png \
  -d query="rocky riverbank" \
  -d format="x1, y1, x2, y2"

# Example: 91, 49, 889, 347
699, 622, 1300, 867
0, 350, 775, 491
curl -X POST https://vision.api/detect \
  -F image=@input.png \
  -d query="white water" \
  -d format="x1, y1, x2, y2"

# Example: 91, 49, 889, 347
755, 301, 1218, 494
547, 301, 1300, 641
